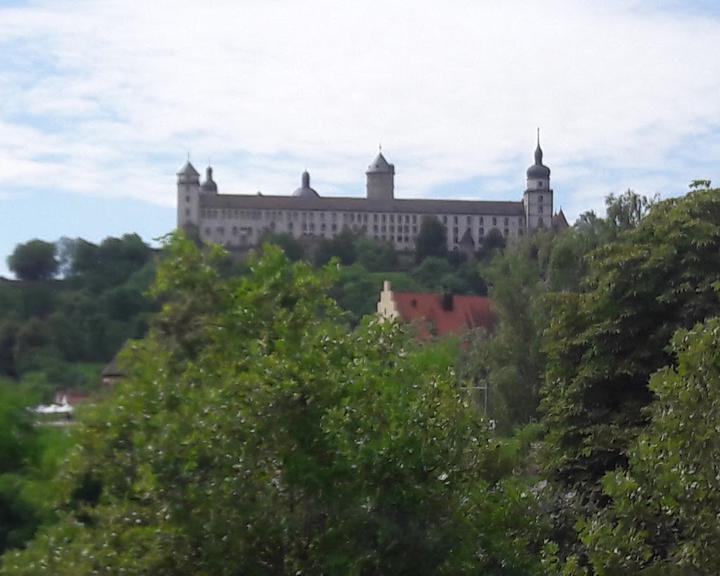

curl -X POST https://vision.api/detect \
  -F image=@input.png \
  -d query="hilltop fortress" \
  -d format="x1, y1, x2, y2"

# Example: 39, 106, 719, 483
176, 138, 567, 252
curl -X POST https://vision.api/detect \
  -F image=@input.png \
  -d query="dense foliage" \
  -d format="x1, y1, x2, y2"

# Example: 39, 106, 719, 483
7, 240, 58, 282
4, 186, 720, 574
543, 188, 720, 492
0, 234, 157, 397
0, 237, 545, 575
0, 381, 72, 556
582, 317, 720, 574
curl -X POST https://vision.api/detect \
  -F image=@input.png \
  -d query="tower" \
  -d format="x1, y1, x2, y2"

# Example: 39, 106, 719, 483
177, 161, 200, 232
200, 165, 218, 194
366, 149, 395, 200
523, 131, 552, 230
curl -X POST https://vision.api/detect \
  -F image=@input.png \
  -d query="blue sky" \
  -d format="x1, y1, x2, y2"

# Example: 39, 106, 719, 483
1, 0, 720, 277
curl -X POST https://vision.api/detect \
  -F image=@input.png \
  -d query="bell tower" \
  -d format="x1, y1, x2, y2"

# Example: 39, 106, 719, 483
523, 130, 552, 230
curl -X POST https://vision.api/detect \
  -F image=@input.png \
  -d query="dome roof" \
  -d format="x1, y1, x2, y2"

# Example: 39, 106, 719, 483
526, 140, 550, 179
293, 171, 320, 198
527, 162, 550, 179
366, 151, 395, 174
200, 166, 217, 192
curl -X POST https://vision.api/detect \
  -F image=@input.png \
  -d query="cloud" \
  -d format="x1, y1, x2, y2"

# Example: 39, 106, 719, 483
0, 0, 719, 224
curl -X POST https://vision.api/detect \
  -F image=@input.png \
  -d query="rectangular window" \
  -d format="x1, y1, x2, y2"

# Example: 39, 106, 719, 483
492, 217, 497, 226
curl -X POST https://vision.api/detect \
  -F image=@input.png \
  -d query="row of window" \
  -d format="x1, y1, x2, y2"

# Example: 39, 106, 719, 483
203, 222, 525, 245
196, 207, 527, 227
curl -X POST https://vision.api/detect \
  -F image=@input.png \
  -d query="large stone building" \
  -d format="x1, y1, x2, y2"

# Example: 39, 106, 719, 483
177, 137, 563, 252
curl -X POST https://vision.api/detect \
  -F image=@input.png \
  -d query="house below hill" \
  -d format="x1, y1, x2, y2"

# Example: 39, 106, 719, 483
377, 281, 495, 338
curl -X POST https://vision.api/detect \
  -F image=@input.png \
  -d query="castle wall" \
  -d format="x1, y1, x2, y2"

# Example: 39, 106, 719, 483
195, 203, 526, 252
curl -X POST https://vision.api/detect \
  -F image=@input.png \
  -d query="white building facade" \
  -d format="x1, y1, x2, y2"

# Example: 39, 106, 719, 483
177, 140, 557, 252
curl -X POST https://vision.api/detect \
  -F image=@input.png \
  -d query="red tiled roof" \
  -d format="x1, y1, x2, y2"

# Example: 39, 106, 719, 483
392, 292, 495, 338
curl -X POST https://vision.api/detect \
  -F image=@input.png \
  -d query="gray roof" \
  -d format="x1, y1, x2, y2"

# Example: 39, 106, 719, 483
527, 142, 550, 179
552, 210, 570, 229
200, 193, 524, 216
292, 171, 320, 198
101, 357, 125, 378
177, 161, 200, 177
201, 166, 218, 192
366, 152, 395, 174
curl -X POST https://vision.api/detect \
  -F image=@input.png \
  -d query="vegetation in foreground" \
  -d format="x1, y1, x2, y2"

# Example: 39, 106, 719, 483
2, 184, 720, 573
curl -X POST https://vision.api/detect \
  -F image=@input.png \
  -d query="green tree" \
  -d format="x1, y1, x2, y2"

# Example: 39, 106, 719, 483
7, 241, 58, 282
415, 216, 447, 263
604, 189, 656, 233
471, 234, 551, 430
542, 188, 720, 495
355, 237, 398, 271
259, 232, 305, 262
582, 317, 720, 574
2, 235, 544, 575
314, 229, 357, 266
412, 256, 453, 289
480, 227, 506, 256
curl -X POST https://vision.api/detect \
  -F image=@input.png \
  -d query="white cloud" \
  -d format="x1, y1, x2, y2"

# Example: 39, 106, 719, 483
0, 0, 719, 220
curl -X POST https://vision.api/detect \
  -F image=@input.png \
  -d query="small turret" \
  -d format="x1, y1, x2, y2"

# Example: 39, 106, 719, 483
523, 130, 553, 231
293, 170, 320, 197
201, 166, 218, 193
526, 130, 551, 187
177, 160, 201, 232
366, 149, 395, 200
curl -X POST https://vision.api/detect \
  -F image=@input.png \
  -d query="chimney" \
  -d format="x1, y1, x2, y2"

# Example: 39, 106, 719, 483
441, 290, 454, 311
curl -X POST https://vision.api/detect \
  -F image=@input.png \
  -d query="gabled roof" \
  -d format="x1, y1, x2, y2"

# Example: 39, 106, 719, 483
552, 209, 569, 229
393, 292, 495, 338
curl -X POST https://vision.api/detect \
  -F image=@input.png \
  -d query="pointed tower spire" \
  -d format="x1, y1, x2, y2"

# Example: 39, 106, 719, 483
535, 127, 543, 165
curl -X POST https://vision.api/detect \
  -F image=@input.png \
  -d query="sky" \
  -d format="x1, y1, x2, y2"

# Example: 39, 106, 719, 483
1, 0, 720, 277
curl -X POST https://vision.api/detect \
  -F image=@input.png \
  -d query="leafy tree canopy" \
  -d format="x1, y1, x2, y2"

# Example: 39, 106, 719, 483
7, 241, 58, 282
314, 229, 358, 266
582, 317, 720, 574
2, 235, 544, 575
542, 188, 720, 493
415, 217, 447, 263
